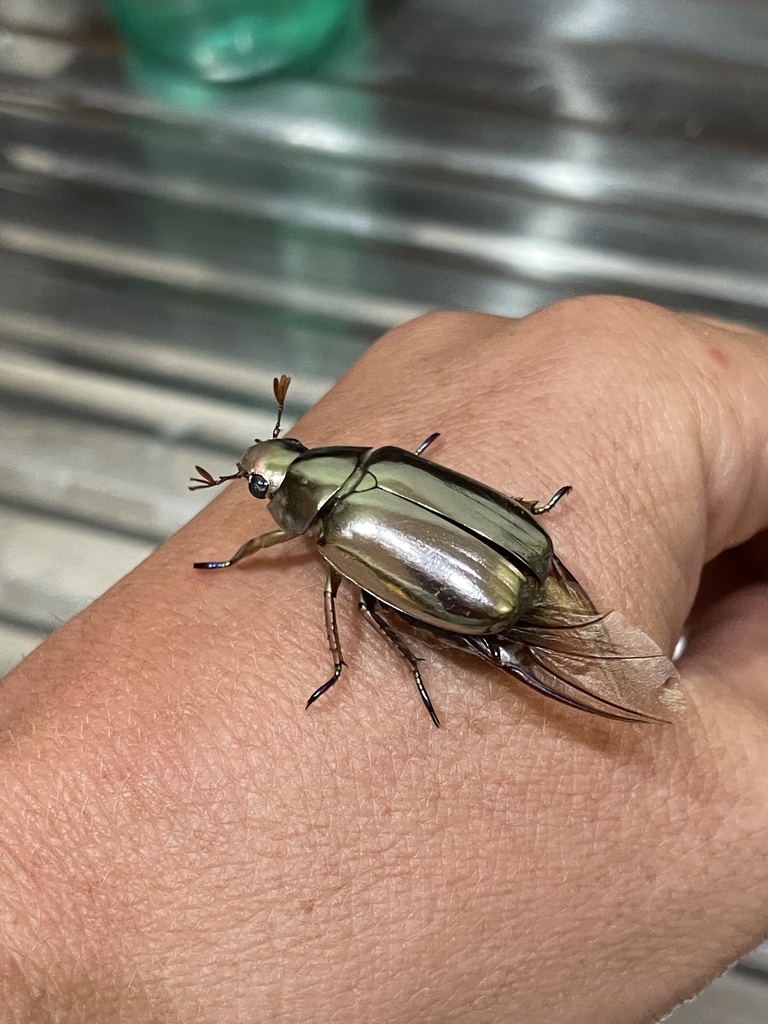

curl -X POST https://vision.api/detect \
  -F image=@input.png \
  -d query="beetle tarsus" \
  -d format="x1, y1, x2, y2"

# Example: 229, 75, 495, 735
358, 591, 441, 728
192, 529, 290, 571
306, 568, 346, 712
531, 485, 572, 516
306, 671, 343, 709
414, 432, 441, 457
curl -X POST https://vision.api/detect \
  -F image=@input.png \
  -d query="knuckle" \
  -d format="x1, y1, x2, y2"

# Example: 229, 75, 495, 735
516, 294, 684, 371
370, 309, 507, 358
543, 293, 673, 327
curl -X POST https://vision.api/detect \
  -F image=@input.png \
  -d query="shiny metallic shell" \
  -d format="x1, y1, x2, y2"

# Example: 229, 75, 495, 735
267, 443, 553, 634
356, 447, 553, 583
268, 446, 367, 535
318, 486, 539, 634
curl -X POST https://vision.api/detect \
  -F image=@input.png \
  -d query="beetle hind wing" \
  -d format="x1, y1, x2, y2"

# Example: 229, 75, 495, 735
493, 554, 684, 719
523, 555, 599, 626
493, 645, 663, 722
501, 623, 683, 728
508, 626, 682, 722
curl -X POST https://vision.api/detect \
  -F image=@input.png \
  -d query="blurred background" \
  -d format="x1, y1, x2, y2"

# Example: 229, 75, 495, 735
0, 1, 767, 1017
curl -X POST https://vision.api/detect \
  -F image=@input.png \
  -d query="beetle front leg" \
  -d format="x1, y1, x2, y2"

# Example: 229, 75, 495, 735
193, 529, 291, 569
305, 568, 347, 711
358, 591, 440, 728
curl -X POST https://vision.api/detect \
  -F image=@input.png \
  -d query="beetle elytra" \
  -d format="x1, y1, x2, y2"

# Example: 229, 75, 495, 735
190, 376, 683, 727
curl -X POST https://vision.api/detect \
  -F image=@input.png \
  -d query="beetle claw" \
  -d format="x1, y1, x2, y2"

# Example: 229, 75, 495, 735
422, 695, 441, 728
531, 486, 572, 515
306, 679, 336, 709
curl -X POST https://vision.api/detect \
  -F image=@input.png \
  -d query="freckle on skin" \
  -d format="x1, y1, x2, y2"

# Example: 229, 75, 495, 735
707, 347, 729, 370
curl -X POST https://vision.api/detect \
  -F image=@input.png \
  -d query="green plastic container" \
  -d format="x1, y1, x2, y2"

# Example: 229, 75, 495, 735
105, 0, 355, 82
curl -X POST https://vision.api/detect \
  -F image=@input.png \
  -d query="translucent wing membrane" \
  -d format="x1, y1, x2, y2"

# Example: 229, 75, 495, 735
526, 555, 599, 624
464, 619, 681, 723
494, 556, 684, 722
380, 554, 683, 723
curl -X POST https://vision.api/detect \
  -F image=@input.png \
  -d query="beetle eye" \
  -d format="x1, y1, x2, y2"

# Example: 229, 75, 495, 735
248, 474, 269, 499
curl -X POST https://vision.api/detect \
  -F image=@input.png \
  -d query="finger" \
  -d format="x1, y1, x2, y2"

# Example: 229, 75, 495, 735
682, 582, 768, 711
683, 532, 768, 704
688, 532, 768, 618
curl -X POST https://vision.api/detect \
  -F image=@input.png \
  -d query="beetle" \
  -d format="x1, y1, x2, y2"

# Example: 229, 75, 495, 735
190, 376, 683, 727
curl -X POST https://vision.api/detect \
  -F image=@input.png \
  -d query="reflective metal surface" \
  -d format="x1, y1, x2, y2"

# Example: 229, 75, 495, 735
1, 0, 767, 1013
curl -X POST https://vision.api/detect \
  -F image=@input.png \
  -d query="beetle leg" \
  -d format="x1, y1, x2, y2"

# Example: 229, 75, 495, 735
305, 568, 347, 711
414, 432, 441, 456
358, 591, 440, 728
514, 485, 572, 516
193, 529, 290, 569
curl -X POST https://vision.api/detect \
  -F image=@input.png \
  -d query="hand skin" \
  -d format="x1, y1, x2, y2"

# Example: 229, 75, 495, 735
1, 296, 768, 1024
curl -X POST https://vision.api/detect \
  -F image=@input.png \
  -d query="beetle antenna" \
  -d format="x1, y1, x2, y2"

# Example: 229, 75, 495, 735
272, 374, 291, 438
189, 465, 243, 491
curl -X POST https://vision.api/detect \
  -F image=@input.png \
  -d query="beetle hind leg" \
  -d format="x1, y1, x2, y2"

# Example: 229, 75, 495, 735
358, 592, 440, 728
306, 568, 347, 711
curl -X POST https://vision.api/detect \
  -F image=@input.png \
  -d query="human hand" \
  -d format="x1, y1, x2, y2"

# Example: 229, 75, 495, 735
1, 296, 767, 1023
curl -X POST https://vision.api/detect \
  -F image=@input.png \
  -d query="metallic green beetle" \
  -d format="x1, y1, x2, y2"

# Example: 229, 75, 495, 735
191, 377, 683, 727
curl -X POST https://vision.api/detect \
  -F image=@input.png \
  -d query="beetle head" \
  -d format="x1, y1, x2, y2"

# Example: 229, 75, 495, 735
189, 373, 306, 497
237, 437, 307, 499
189, 437, 306, 497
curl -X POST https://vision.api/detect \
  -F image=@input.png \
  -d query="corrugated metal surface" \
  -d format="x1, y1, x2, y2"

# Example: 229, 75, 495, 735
0, 1, 767, 1015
